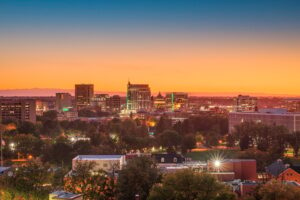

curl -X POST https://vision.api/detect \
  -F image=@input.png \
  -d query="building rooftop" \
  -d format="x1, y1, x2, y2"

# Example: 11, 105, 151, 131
73, 155, 124, 161
230, 111, 300, 116
50, 191, 82, 199
0, 167, 10, 174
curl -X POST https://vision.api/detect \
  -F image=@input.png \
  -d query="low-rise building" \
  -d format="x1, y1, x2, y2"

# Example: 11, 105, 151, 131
49, 191, 83, 200
208, 159, 257, 181
152, 153, 185, 164
229, 109, 300, 133
266, 159, 300, 184
72, 155, 126, 173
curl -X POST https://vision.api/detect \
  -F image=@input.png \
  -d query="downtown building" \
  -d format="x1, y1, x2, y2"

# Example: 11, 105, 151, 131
75, 84, 94, 110
56, 93, 73, 112
0, 99, 36, 123
91, 94, 121, 113
234, 95, 258, 112
229, 109, 300, 134
165, 92, 189, 111
126, 82, 151, 112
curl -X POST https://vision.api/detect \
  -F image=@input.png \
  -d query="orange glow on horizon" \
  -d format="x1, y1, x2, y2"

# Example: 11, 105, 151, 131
1, 33, 300, 96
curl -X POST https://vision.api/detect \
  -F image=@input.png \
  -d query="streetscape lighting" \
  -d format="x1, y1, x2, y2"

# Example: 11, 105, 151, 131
214, 160, 221, 168
9, 143, 15, 151
214, 160, 221, 172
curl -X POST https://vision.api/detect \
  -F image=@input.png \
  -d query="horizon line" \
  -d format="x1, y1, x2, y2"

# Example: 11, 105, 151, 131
0, 88, 299, 98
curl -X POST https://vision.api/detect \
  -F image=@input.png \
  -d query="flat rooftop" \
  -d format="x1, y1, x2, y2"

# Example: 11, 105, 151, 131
73, 155, 124, 161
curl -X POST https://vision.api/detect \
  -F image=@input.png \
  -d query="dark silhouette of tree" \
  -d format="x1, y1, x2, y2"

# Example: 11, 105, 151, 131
17, 121, 36, 135
156, 115, 172, 134
158, 130, 181, 153
181, 134, 196, 153
117, 157, 159, 200
148, 169, 236, 200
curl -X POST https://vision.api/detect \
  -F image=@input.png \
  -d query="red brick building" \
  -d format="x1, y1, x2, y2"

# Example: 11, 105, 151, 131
208, 159, 257, 181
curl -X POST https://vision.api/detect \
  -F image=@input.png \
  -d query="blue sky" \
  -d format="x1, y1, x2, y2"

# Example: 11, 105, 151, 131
1, 0, 300, 33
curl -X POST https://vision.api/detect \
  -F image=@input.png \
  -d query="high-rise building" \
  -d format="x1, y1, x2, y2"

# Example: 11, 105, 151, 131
0, 99, 36, 123
107, 95, 121, 113
56, 93, 73, 112
165, 92, 188, 111
234, 95, 258, 112
75, 84, 94, 110
91, 94, 109, 111
126, 82, 151, 112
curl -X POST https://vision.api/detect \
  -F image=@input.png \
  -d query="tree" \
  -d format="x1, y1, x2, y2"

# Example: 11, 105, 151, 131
237, 149, 275, 172
233, 122, 254, 150
181, 134, 196, 153
268, 126, 289, 157
117, 156, 160, 200
287, 131, 300, 157
41, 110, 58, 121
65, 161, 116, 200
156, 116, 172, 134
257, 180, 300, 200
2, 160, 51, 194
13, 134, 43, 157
72, 140, 94, 155
158, 130, 181, 153
17, 121, 36, 135
42, 120, 61, 137
148, 169, 236, 200
42, 139, 73, 165
226, 134, 235, 147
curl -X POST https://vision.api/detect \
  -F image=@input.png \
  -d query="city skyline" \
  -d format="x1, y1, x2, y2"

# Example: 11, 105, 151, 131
1, 0, 300, 96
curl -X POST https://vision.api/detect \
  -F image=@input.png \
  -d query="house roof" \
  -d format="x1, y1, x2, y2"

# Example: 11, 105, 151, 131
51, 190, 83, 199
266, 159, 287, 176
0, 167, 10, 174
73, 155, 124, 161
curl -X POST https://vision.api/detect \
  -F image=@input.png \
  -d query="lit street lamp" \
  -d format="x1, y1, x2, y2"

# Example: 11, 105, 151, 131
9, 143, 15, 151
214, 160, 221, 172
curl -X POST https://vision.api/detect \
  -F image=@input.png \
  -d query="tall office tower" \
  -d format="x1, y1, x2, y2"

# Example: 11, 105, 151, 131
91, 94, 109, 111
165, 92, 188, 111
0, 99, 36, 123
56, 93, 73, 112
234, 95, 258, 112
107, 95, 121, 113
126, 82, 151, 112
75, 84, 94, 110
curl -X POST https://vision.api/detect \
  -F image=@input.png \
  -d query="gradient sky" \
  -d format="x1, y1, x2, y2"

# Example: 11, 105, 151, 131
1, 0, 300, 96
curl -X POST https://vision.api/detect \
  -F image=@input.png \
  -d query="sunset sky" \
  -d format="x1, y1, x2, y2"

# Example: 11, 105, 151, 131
1, 0, 300, 96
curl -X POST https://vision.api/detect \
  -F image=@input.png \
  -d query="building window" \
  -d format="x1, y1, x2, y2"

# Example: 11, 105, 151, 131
103, 163, 108, 168
161, 157, 165, 163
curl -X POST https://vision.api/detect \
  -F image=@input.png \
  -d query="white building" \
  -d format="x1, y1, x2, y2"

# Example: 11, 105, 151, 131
72, 155, 126, 173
